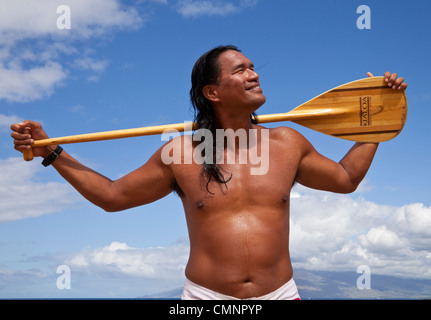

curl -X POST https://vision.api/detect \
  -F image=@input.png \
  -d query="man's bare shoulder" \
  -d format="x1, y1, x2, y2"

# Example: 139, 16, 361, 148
158, 134, 188, 162
266, 126, 310, 145
160, 134, 186, 147
254, 125, 314, 159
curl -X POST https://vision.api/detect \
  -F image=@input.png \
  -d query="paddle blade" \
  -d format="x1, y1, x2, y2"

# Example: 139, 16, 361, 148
291, 76, 408, 142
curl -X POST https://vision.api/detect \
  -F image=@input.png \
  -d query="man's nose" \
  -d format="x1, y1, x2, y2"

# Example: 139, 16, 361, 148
247, 69, 259, 81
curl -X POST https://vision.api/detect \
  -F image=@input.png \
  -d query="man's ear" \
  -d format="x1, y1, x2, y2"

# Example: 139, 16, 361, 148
202, 84, 219, 102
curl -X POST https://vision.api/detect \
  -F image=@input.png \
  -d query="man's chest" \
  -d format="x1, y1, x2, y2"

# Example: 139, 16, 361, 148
172, 145, 300, 209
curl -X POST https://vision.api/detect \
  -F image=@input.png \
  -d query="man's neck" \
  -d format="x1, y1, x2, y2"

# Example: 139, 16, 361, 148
213, 106, 256, 132
216, 116, 254, 132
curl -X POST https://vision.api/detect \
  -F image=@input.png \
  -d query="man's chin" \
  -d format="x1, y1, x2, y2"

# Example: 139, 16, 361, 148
250, 95, 266, 112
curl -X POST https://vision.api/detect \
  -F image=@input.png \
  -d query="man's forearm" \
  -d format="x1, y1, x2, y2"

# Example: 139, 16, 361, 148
339, 142, 379, 189
51, 150, 115, 211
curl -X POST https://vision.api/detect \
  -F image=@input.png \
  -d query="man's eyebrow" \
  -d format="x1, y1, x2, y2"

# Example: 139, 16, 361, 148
232, 62, 254, 72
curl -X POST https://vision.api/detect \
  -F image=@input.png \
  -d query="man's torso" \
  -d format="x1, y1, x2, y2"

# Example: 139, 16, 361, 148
170, 126, 303, 298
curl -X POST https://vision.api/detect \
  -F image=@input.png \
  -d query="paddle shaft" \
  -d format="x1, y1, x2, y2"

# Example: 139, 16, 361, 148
29, 107, 340, 149
21, 108, 342, 161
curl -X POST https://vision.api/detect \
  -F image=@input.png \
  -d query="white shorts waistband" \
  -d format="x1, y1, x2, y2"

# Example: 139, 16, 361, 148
181, 277, 301, 300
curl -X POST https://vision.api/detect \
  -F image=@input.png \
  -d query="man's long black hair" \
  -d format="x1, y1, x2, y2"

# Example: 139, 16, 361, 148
190, 45, 257, 193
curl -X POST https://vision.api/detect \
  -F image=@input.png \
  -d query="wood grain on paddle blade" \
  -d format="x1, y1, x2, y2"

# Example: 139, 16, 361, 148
257, 77, 407, 143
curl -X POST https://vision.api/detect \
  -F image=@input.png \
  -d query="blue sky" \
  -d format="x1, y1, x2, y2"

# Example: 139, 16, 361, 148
0, 0, 430, 298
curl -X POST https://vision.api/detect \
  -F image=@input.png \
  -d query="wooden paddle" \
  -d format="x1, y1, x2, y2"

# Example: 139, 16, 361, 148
22, 76, 407, 161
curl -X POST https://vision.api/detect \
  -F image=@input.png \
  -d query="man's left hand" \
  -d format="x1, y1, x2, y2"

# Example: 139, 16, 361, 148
367, 71, 408, 90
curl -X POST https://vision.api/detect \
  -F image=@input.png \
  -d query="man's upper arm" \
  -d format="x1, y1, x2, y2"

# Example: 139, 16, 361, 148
107, 143, 176, 211
295, 135, 356, 194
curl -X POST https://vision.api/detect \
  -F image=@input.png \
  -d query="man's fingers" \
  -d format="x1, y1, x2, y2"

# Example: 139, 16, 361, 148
10, 123, 29, 134
13, 137, 34, 146
384, 71, 391, 82
393, 76, 405, 90
367, 72, 374, 77
382, 71, 407, 90
388, 73, 398, 87
11, 131, 31, 140
12, 120, 41, 132
11, 120, 49, 142
10, 123, 19, 131
11, 128, 34, 150
14, 144, 31, 151
11, 120, 48, 157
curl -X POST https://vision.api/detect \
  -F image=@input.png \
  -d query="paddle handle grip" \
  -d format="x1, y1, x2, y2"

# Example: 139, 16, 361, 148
23, 148, 34, 161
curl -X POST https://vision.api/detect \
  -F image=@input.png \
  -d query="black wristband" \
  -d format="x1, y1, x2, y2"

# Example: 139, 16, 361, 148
42, 146, 63, 167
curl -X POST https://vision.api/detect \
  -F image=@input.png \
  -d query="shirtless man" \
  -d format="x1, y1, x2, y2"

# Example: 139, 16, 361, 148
10, 45, 407, 300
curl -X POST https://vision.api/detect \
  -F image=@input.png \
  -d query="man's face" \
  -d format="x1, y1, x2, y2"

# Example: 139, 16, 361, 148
211, 50, 266, 113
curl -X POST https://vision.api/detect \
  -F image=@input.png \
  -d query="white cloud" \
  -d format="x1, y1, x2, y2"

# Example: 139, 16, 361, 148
0, 0, 142, 42
176, 0, 258, 18
177, 0, 238, 17
358, 226, 404, 254
290, 185, 431, 279
73, 57, 109, 73
67, 240, 189, 280
0, 157, 80, 222
0, 62, 66, 103
0, 0, 142, 103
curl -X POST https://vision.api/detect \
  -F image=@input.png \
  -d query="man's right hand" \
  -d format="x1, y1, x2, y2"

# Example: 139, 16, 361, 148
10, 120, 55, 158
